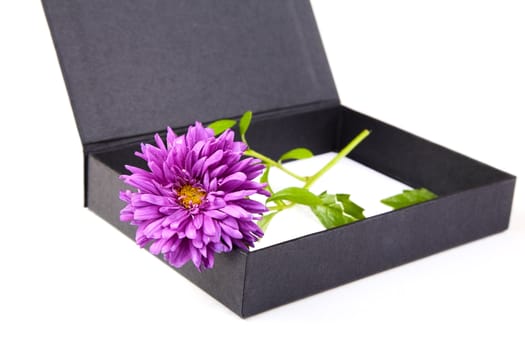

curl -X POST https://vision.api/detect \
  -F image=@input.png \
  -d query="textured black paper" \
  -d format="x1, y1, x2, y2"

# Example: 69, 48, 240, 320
42, 0, 338, 145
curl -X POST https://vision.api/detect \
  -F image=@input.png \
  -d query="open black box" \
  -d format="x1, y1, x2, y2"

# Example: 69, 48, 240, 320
43, 0, 515, 317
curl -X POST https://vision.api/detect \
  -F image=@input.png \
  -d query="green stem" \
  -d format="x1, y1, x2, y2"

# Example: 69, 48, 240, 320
244, 149, 307, 182
304, 129, 371, 189
266, 202, 295, 211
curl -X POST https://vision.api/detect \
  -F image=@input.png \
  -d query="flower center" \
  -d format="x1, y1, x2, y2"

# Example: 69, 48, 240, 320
176, 184, 206, 209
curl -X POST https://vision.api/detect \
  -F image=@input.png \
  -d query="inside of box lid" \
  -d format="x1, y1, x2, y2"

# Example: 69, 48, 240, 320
42, 0, 338, 145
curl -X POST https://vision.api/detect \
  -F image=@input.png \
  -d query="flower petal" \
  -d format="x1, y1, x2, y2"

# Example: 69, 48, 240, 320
220, 204, 251, 219
190, 246, 202, 269
193, 214, 203, 230
204, 210, 228, 219
223, 190, 257, 202
185, 221, 197, 239
163, 210, 188, 228
219, 222, 243, 239
202, 215, 216, 236
202, 150, 223, 172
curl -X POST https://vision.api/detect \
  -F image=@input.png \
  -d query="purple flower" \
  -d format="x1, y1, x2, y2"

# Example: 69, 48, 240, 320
119, 122, 269, 270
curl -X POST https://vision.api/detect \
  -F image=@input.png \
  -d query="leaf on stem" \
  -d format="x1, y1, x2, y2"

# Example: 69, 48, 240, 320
336, 193, 366, 220
258, 212, 278, 232
381, 188, 437, 210
260, 164, 274, 194
207, 119, 237, 135
310, 192, 365, 229
267, 187, 322, 206
239, 111, 252, 142
278, 148, 314, 162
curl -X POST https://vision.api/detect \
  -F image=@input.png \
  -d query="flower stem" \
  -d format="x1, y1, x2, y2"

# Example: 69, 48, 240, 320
304, 129, 371, 189
266, 202, 295, 211
244, 149, 307, 182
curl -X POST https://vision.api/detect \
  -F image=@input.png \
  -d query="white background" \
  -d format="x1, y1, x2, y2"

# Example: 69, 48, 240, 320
1, 1, 524, 349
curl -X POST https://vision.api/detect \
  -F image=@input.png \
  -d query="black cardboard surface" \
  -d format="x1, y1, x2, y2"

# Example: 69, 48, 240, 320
42, 0, 338, 145
88, 106, 515, 317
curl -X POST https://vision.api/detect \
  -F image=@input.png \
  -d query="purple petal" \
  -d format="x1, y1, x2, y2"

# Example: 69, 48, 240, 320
219, 222, 243, 239
209, 164, 228, 178
166, 127, 177, 147
223, 190, 257, 201
193, 214, 203, 230
124, 165, 151, 177
191, 140, 206, 157
192, 239, 204, 249
190, 246, 202, 269
202, 215, 216, 236
222, 216, 239, 230
221, 235, 233, 251
220, 172, 247, 186
234, 199, 268, 213
119, 190, 132, 202
163, 210, 188, 228
154, 133, 166, 151
150, 238, 167, 255
135, 226, 150, 247
161, 228, 176, 239
123, 175, 158, 194
191, 157, 206, 177
166, 238, 182, 253
211, 242, 225, 253
220, 205, 251, 219
204, 197, 226, 210
202, 150, 224, 172
204, 210, 228, 219
133, 206, 161, 221
185, 221, 197, 239
143, 218, 164, 238
167, 241, 191, 268
139, 194, 172, 206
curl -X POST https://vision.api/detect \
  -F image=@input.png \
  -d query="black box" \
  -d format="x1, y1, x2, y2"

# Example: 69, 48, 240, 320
42, 0, 516, 317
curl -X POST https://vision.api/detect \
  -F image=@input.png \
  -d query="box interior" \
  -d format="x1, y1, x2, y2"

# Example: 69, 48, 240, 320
93, 104, 514, 250
95, 105, 513, 198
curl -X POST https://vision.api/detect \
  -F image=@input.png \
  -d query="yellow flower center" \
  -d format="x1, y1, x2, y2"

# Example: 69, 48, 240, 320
177, 184, 206, 209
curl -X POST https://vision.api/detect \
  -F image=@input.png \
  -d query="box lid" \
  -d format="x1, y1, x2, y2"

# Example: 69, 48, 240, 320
42, 0, 338, 145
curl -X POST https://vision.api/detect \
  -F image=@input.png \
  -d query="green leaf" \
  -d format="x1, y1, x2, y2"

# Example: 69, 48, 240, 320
260, 165, 274, 194
260, 165, 270, 184
258, 212, 278, 232
278, 148, 314, 162
310, 192, 365, 229
207, 119, 236, 135
381, 188, 438, 210
336, 193, 365, 220
311, 203, 352, 229
239, 111, 252, 141
267, 187, 322, 206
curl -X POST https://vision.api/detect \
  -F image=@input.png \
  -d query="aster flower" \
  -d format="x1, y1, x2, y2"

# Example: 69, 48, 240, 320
119, 122, 269, 270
